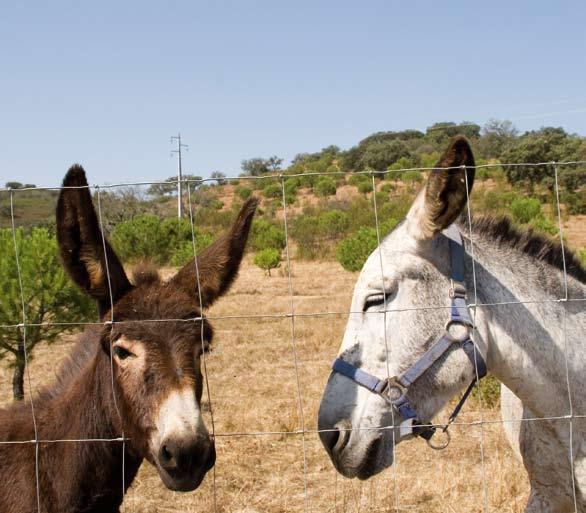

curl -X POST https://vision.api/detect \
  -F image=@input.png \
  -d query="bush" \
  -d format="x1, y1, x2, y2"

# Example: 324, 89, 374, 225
357, 181, 373, 194
314, 177, 337, 197
263, 183, 282, 199
254, 248, 281, 276
530, 216, 558, 236
562, 192, 586, 215
318, 210, 349, 239
348, 174, 369, 187
168, 234, 215, 267
337, 227, 379, 271
510, 197, 542, 224
401, 170, 423, 187
380, 182, 395, 194
250, 219, 286, 251
235, 186, 252, 200
110, 215, 212, 265
336, 219, 399, 271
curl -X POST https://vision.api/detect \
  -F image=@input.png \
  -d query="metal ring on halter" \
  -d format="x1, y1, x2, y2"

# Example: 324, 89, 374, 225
426, 427, 451, 450
383, 378, 406, 402
444, 320, 472, 343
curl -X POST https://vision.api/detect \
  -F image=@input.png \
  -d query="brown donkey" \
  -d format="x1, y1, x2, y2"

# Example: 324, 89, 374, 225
0, 166, 258, 513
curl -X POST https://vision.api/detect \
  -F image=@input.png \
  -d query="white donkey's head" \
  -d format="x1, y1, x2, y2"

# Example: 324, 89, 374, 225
318, 136, 481, 479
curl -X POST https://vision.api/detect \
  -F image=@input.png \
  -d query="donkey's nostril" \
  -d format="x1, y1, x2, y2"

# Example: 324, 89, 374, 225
158, 442, 178, 470
321, 427, 340, 453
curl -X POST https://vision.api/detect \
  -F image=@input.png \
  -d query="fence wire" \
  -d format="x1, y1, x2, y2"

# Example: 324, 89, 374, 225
1, 158, 584, 513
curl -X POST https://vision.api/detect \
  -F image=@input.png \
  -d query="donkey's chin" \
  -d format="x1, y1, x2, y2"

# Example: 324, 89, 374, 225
156, 466, 209, 492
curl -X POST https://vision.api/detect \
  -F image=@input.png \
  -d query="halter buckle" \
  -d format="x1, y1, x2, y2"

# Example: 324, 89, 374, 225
382, 377, 406, 402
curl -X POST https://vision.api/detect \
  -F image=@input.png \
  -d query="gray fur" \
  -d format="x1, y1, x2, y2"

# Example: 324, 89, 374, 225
318, 204, 586, 512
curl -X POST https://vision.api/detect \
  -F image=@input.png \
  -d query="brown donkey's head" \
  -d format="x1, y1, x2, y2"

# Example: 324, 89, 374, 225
57, 165, 257, 491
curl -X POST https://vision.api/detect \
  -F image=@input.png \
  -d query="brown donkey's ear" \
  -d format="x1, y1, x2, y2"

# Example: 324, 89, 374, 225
57, 165, 132, 315
171, 197, 258, 307
406, 135, 475, 240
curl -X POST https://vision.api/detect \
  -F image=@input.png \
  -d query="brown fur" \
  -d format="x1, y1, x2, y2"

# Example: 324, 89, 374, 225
0, 166, 257, 513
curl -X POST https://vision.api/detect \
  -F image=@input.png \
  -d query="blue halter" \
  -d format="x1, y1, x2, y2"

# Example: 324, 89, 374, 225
331, 224, 487, 448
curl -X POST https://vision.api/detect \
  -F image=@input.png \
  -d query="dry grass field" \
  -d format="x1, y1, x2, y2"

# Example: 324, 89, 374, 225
0, 257, 530, 513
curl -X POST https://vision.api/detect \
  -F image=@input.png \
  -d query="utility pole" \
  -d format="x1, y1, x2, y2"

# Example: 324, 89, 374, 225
170, 133, 188, 218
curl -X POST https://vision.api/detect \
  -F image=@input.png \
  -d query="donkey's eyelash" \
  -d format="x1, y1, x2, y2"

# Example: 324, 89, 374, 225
363, 290, 396, 312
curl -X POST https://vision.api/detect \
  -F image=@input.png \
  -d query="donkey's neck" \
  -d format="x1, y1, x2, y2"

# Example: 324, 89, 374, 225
35, 337, 142, 513
465, 228, 585, 418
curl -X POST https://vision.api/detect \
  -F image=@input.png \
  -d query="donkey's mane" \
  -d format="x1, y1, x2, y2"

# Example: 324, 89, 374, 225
471, 215, 586, 283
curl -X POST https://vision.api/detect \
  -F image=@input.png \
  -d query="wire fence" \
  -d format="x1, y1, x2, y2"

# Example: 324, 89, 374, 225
1, 159, 585, 512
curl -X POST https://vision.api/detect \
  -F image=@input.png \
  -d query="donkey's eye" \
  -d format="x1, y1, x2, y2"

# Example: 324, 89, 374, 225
363, 291, 395, 312
113, 346, 133, 360
363, 294, 385, 312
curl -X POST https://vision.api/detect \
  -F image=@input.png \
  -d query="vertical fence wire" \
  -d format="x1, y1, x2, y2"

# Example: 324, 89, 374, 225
370, 173, 401, 513
552, 162, 578, 512
2, 158, 585, 512
186, 180, 219, 512
462, 166, 490, 513
280, 175, 310, 512
95, 185, 127, 511
9, 190, 41, 513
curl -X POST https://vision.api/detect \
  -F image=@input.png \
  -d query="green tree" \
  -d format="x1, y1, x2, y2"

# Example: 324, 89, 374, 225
0, 228, 95, 400
502, 127, 583, 189
147, 175, 203, 196
210, 171, 227, 185
478, 119, 518, 158
254, 248, 281, 276
241, 156, 283, 176
250, 219, 286, 251
359, 140, 410, 170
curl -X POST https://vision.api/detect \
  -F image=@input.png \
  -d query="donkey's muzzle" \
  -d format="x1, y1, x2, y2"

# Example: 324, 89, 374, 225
158, 436, 216, 491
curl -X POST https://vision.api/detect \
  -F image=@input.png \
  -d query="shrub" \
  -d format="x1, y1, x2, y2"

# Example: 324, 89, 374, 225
169, 234, 214, 267
235, 186, 252, 200
263, 183, 282, 199
562, 192, 586, 215
318, 210, 349, 239
250, 219, 286, 251
380, 182, 395, 194
348, 174, 369, 186
110, 215, 212, 265
314, 177, 337, 197
357, 181, 373, 194
510, 197, 542, 224
401, 170, 423, 186
254, 248, 281, 276
284, 178, 300, 195
336, 219, 399, 272
337, 227, 379, 271
530, 216, 558, 236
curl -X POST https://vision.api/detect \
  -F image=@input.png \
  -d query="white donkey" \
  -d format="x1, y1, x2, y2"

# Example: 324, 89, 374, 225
318, 136, 586, 512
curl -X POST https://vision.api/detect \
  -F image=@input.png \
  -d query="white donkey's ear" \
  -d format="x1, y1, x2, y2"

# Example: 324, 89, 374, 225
406, 136, 475, 240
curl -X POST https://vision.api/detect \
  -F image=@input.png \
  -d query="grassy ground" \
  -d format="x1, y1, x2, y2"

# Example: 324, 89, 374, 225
0, 258, 528, 513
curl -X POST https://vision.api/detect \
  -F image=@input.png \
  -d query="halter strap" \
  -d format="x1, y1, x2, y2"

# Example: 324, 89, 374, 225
331, 224, 487, 447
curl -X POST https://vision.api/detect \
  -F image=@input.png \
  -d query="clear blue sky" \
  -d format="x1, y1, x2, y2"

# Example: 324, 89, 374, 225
1, 1, 585, 187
